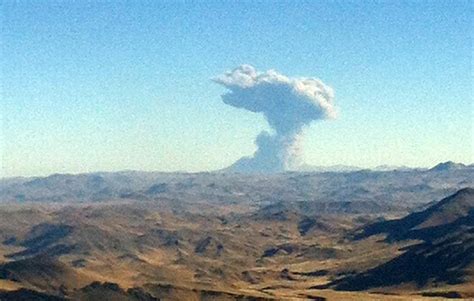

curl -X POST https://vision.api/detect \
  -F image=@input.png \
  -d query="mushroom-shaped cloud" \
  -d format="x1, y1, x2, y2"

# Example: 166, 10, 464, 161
214, 65, 336, 173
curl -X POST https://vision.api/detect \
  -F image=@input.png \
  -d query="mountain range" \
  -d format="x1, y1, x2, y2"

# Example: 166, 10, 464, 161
0, 162, 473, 300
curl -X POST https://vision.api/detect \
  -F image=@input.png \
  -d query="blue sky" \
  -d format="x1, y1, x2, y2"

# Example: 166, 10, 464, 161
2, 0, 473, 177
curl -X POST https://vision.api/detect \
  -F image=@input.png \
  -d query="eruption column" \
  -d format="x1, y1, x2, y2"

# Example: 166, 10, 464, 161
214, 65, 336, 173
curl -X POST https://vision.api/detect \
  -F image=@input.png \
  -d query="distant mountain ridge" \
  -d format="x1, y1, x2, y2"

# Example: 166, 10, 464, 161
1, 163, 473, 214
297, 164, 417, 172
299, 161, 473, 173
429, 161, 470, 172
297, 164, 363, 172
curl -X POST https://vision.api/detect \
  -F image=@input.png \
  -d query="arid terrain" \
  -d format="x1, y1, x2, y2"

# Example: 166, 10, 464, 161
0, 163, 473, 300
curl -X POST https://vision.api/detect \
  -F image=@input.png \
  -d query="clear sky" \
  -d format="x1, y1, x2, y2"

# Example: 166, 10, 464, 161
2, 0, 473, 177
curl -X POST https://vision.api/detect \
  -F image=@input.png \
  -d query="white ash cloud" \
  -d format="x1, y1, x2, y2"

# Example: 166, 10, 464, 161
214, 65, 336, 173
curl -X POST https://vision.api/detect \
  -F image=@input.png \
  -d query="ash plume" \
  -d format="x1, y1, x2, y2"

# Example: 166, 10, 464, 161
214, 65, 336, 173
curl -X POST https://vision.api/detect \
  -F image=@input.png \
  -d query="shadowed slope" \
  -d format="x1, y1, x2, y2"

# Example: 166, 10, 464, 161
354, 188, 474, 242
324, 188, 474, 291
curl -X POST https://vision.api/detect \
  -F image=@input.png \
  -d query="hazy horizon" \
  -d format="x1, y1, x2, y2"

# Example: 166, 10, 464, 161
2, 160, 473, 180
